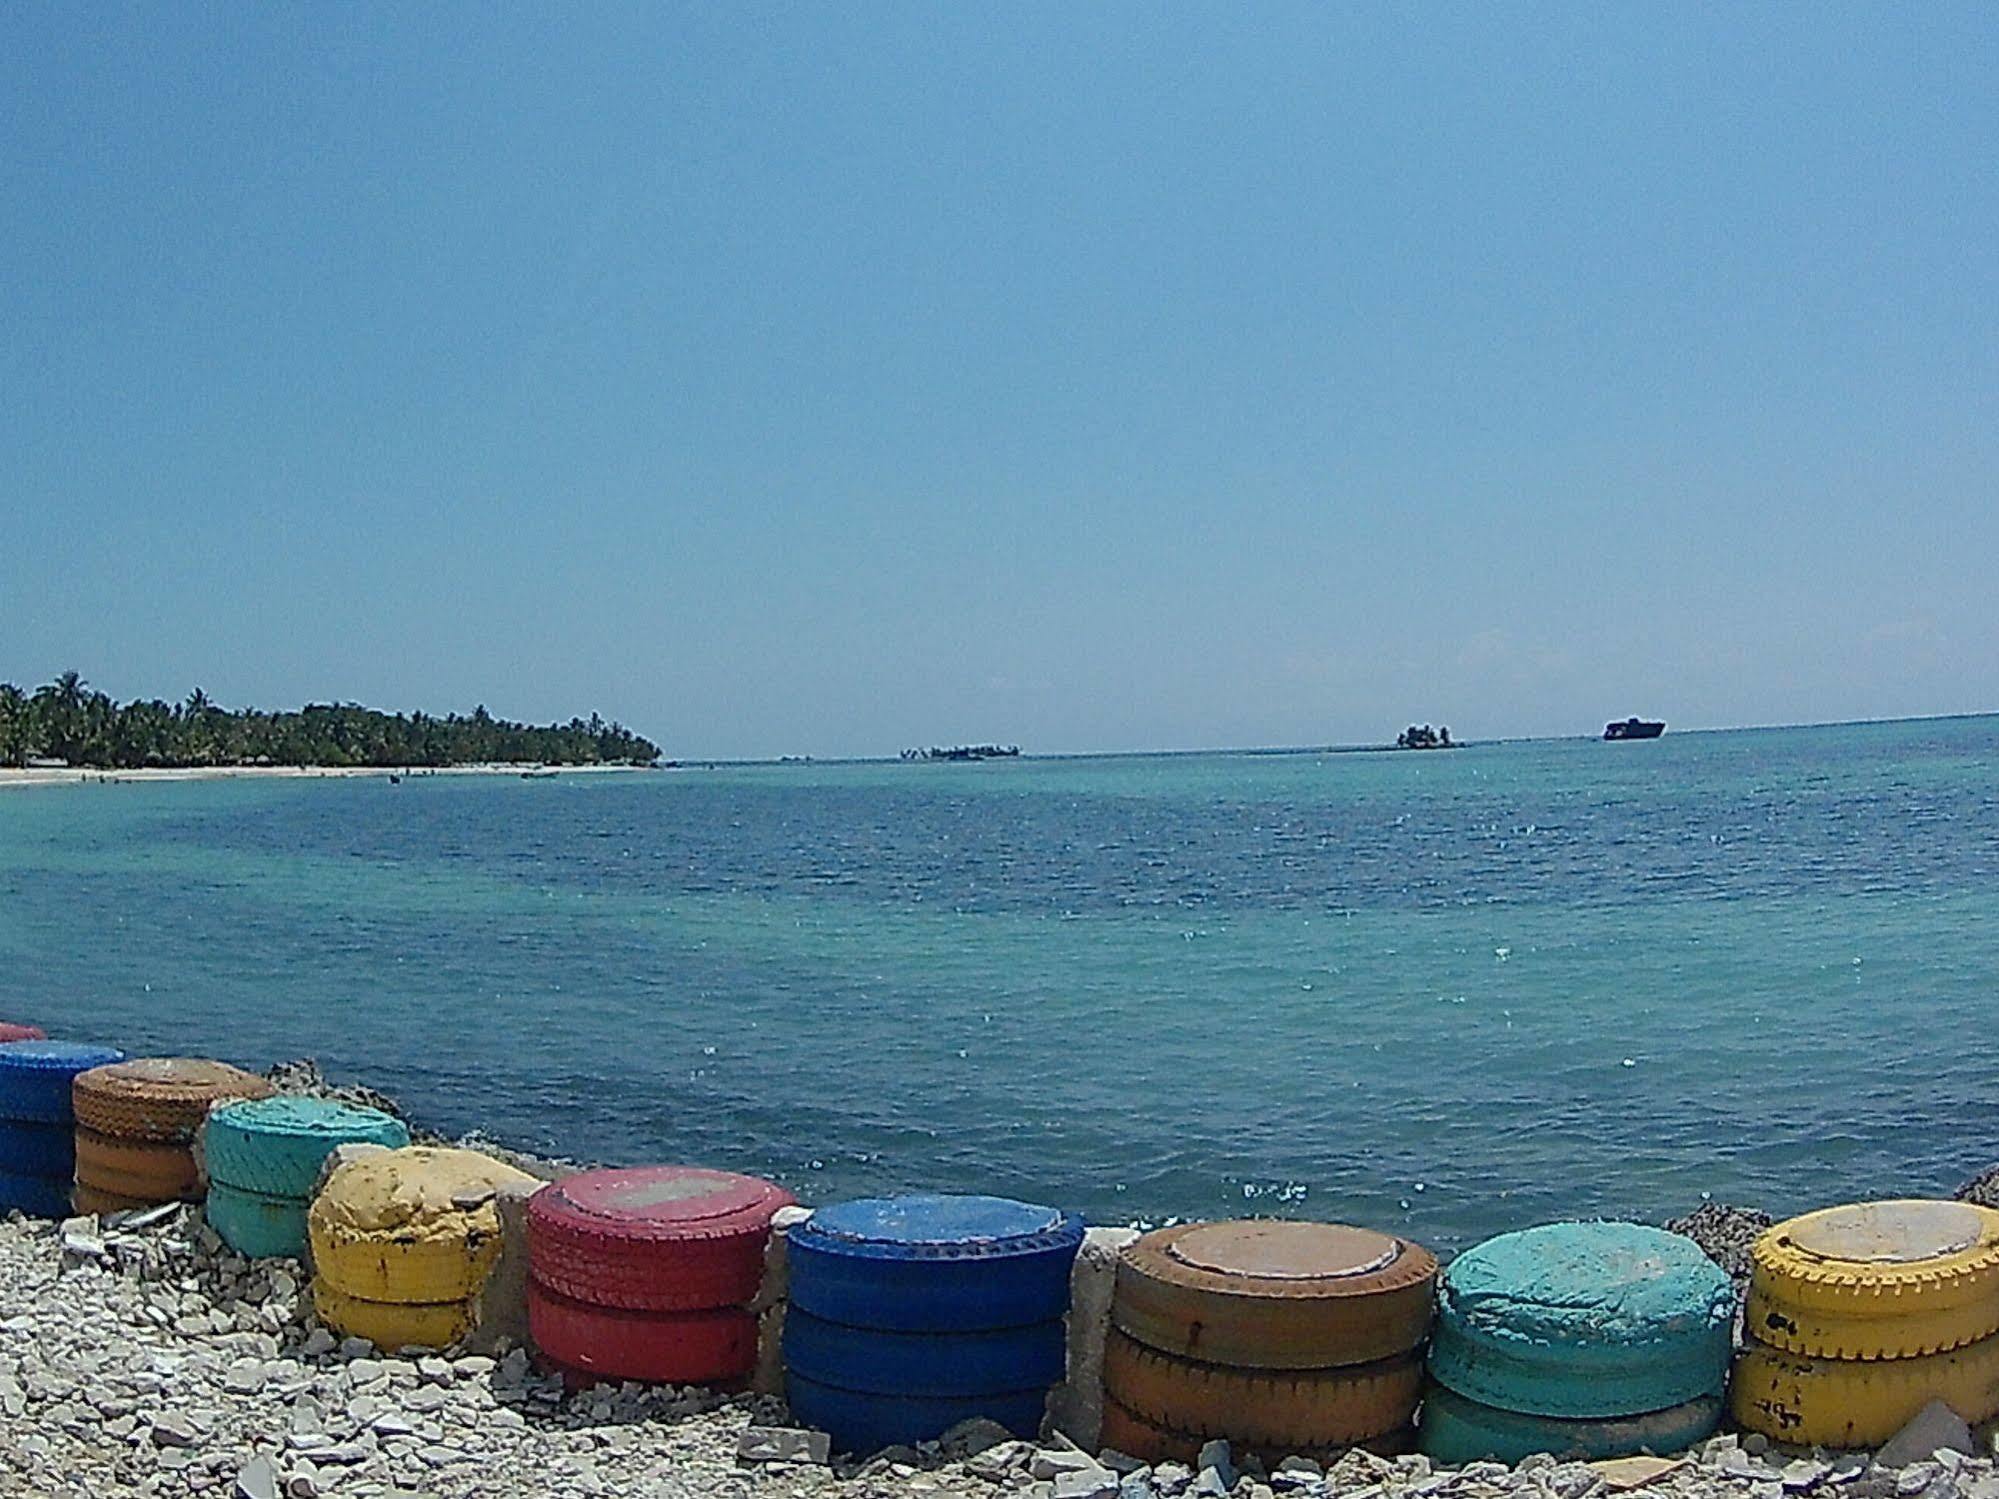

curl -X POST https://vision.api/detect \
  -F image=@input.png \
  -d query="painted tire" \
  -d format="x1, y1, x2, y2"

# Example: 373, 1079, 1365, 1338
310, 1146, 535, 1305
0, 1023, 45, 1044
74, 1129, 199, 1201
1731, 1331, 1999, 1448
0, 1119, 76, 1180
1428, 1222, 1734, 1419
0, 1042, 127, 1123
1098, 1393, 1414, 1467
1745, 1201, 1999, 1359
72, 1058, 275, 1144
1114, 1220, 1437, 1369
528, 1281, 757, 1383
73, 1181, 157, 1216
314, 1223, 501, 1304
0, 1169, 76, 1218
785, 1369, 1047, 1455
1419, 1385, 1722, 1465
1102, 1329, 1422, 1448
208, 1181, 310, 1259
788, 1194, 1083, 1333
784, 1308, 1066, 1398
203, 1096, 410, 1199
527, 1166, 794, 1311
312, 1281, 474, 1353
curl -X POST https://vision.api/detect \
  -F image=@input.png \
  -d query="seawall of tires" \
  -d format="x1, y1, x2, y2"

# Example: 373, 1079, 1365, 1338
18, 1012, 1999, 1468
1732, 1200, 1999, 1447
1104, 1220, 1436, 1464
1419, 1222, 1734, 1465
0, 1040, 127, 1217
783, 1194, 1083, 1453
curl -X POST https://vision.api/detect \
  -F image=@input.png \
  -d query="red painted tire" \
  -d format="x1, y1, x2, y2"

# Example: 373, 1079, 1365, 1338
527, 1280, 758, 1384
0, 1024, 45, 1044
527, 1166, 794, 1311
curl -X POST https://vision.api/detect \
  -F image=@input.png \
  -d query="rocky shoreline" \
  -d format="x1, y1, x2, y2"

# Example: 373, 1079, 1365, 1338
7, 1062, 1999, 1499
8, 1197, 1999, 1499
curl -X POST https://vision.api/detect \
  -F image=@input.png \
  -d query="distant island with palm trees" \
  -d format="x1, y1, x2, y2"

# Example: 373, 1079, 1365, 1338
1394, 724, 1457, 750
0, 673, 660, 771
899, 744, 1021, 761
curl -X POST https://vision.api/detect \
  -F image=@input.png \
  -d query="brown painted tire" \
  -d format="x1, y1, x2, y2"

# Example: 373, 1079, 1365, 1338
1114, 1220, 1438, 1369
1104, 1328, 1422, 1449
74, 1129, 201, 1201
1099, 1391, 1413, 1467
72, 1181, 157, 1216
72, 1059, 275, 1144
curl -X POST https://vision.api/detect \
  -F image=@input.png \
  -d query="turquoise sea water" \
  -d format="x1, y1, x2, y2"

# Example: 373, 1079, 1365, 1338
2, 717, 1995, 1253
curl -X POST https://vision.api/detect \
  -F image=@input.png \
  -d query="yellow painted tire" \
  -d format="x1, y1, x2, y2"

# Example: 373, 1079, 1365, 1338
1731, 1332, 1999, 1449
312, 1280, 474, 1353
311, 1221, 500, 1305
1748, 1200, 1999, 1359
308, 1145, 534, 1305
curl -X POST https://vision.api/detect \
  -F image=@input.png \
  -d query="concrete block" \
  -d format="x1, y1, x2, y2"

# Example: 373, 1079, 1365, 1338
1047, 1226, 1140, 1450
464, 1179, 537, 1355
753, 1204, 813, 1395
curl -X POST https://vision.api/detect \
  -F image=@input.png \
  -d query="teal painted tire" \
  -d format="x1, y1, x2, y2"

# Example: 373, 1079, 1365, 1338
207, 1180, 310, 1259
1419, 1385, 1722, 1465
203, 1097, 409, 1200
1428, 1222, 1734, 1419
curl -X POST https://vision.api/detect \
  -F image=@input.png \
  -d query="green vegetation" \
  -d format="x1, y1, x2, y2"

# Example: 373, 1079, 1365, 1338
0, 672, 660, 769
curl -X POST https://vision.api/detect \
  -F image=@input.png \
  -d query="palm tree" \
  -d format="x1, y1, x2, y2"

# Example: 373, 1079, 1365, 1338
31, 671, 91, 762
0, 683, 28, 766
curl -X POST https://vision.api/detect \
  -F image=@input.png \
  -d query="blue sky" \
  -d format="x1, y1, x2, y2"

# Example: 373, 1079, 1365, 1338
4, 6, 1994, 757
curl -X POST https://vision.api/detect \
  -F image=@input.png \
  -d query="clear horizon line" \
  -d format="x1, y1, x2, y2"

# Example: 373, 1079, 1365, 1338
666, 707, 1998, 768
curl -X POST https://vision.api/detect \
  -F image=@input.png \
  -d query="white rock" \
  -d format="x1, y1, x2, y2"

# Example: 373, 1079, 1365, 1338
1880, 1402, 1978, 1468
151, 1414, 199, 1448
1034, 1450, 1110, 1480
235, 1455, 280, 1499
737, 1427, 832, 1465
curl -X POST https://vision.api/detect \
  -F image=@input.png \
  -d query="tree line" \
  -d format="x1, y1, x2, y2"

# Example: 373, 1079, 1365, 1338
0, 673, 660, 769
1395, 724, 1455, 750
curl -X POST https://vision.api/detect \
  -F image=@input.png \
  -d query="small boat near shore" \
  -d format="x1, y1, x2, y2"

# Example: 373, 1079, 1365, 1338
1604, 717, 1665, 741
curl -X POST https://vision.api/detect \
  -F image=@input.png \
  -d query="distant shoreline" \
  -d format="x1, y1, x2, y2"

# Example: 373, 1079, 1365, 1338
0, 762, 649, 791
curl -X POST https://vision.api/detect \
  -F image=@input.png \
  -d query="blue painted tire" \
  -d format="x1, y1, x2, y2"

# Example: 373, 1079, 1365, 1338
203, 1097, 410, 1199
785, 1369, 1047, 1454
1419, 1385, 1722, 1465
207, 1180, 311, 1259
1429, 1222, 1734, 1419
0, 1169, 78, 1219
0, 1042, 127, 1123
0, 1119, 77, 1179
784, 1308, 1066, 1397
788, 1194, 1084, 1333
